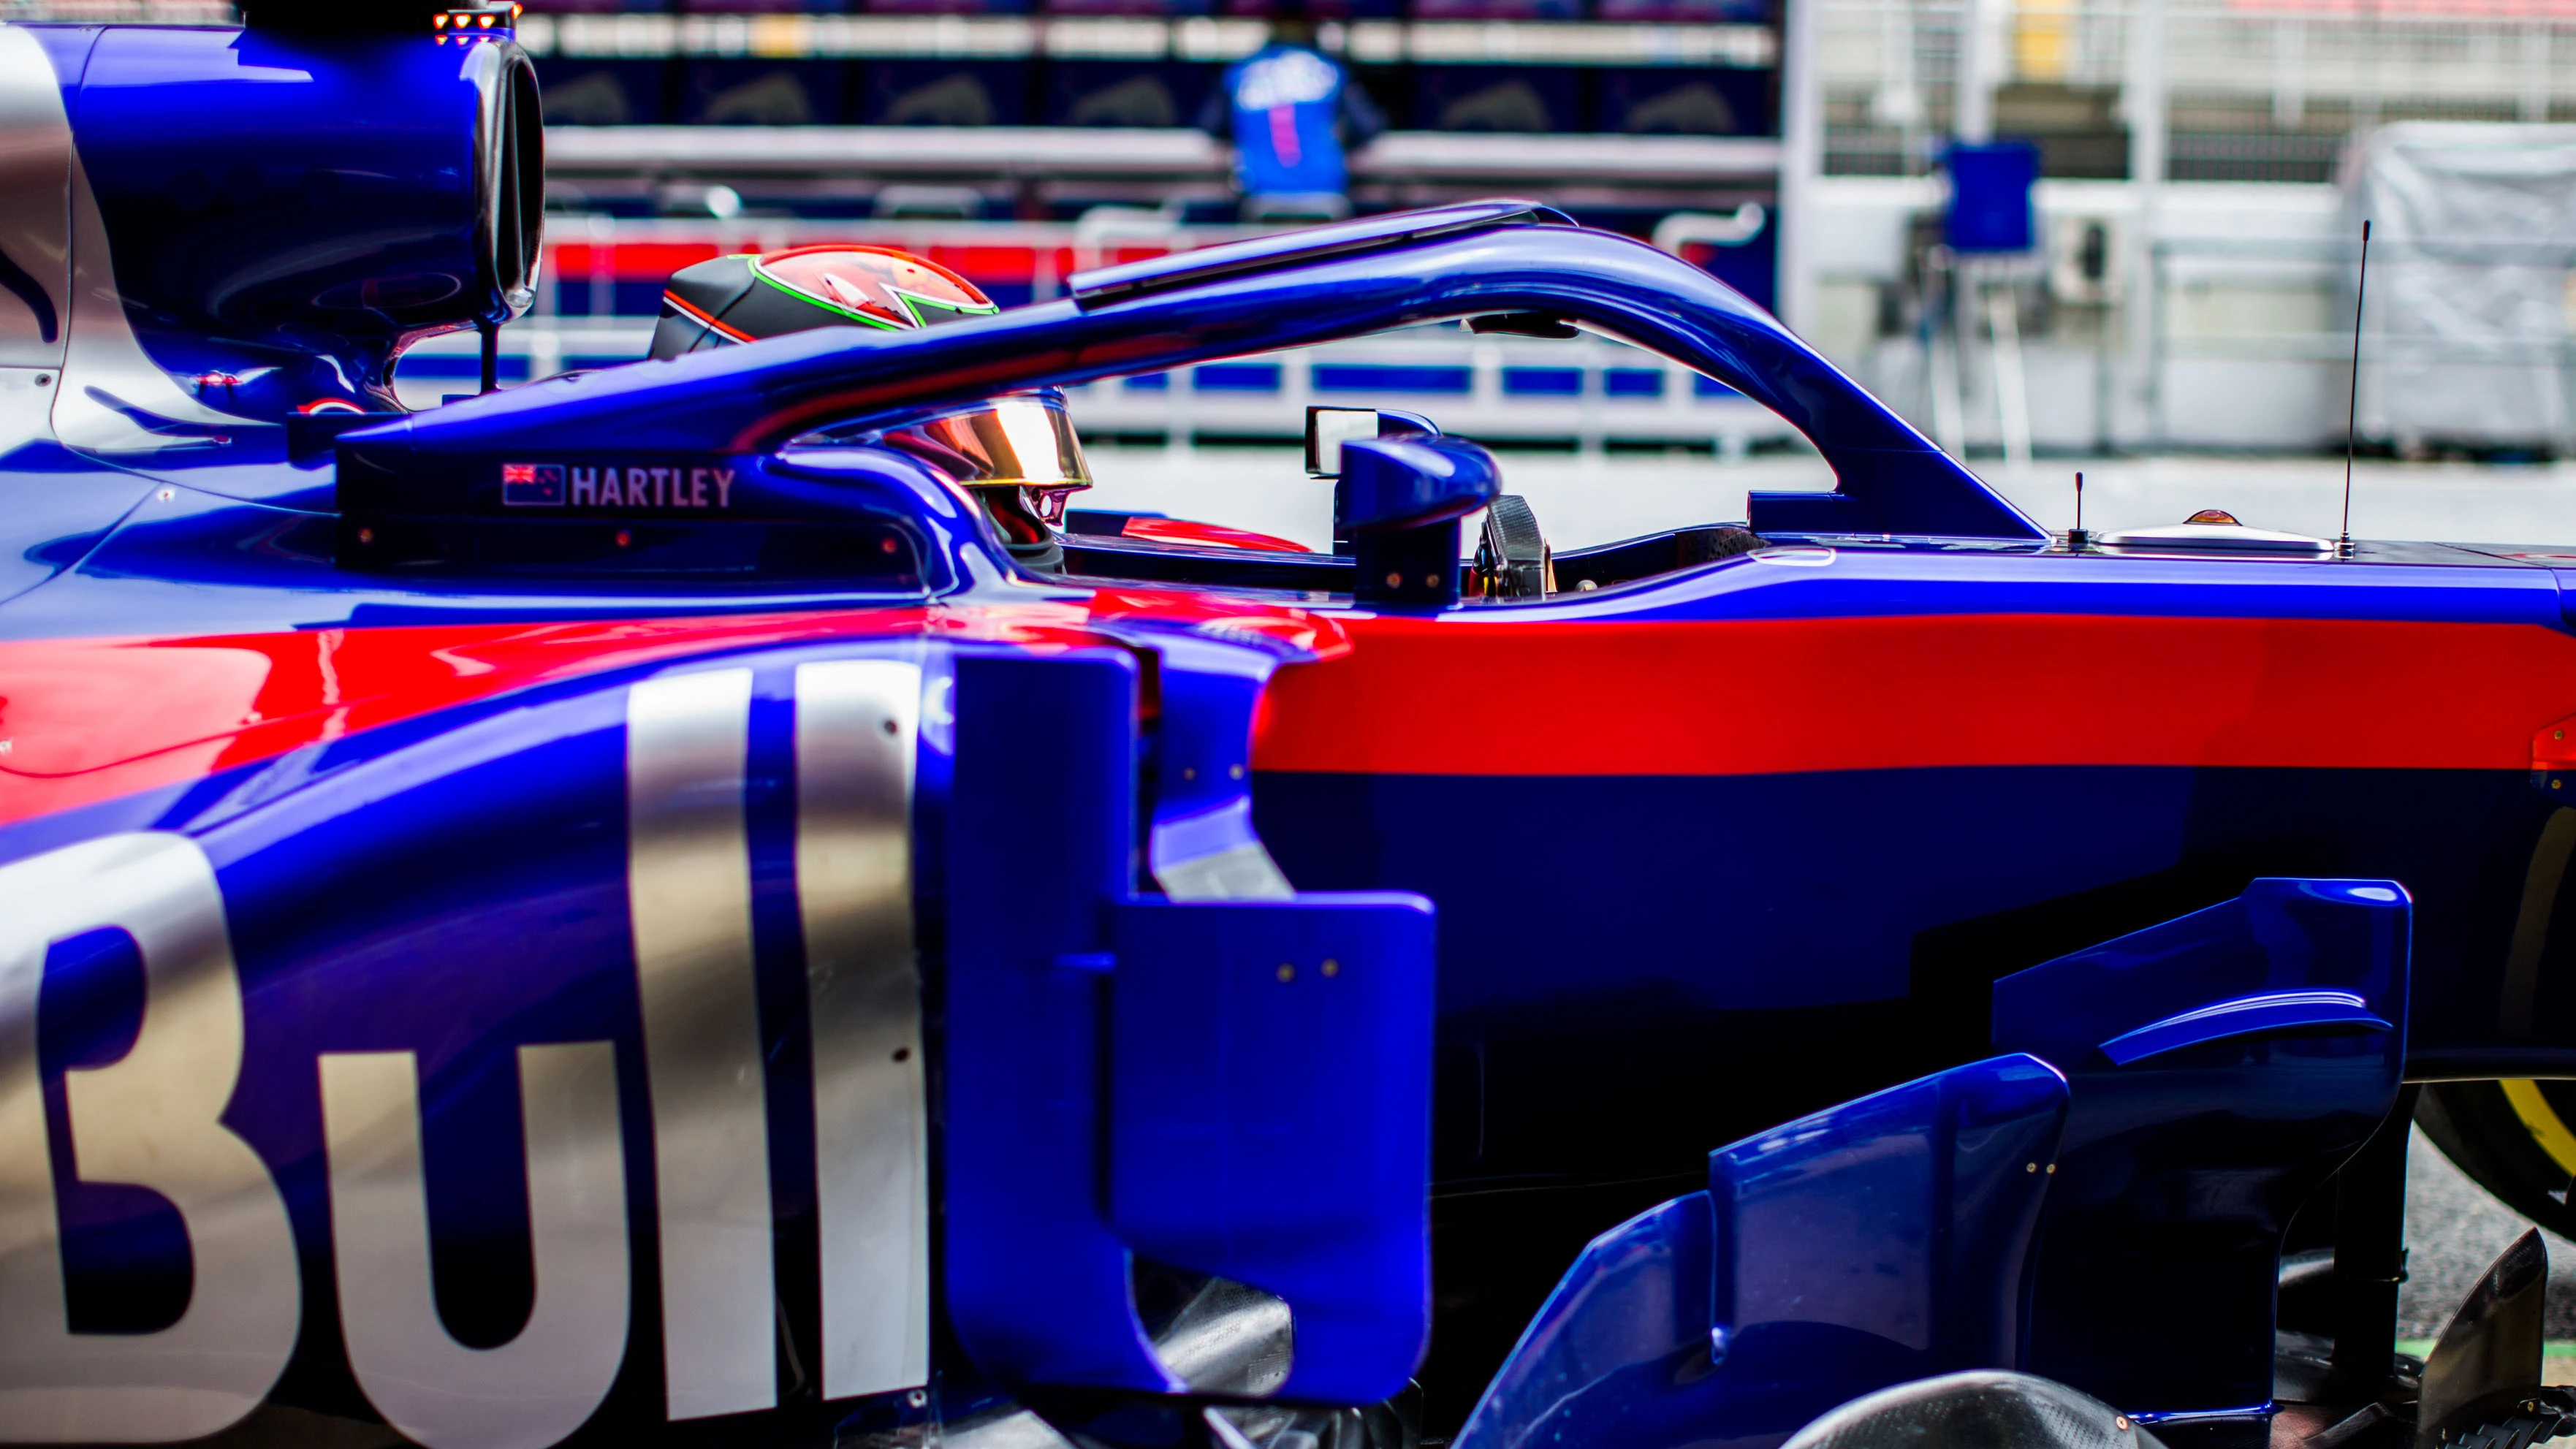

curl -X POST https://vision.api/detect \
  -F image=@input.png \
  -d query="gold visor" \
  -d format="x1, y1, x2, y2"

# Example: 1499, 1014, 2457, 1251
884, 395, 1092, 490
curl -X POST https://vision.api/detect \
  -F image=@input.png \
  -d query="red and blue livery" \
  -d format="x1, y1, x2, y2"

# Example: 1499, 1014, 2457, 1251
1, 12, 2572, 1449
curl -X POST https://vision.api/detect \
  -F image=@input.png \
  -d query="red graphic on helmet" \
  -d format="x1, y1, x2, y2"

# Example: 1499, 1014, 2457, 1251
748, 246, 998, 331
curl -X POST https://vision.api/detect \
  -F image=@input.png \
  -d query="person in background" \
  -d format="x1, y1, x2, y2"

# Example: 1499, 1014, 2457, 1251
1198, 1, 1386, 222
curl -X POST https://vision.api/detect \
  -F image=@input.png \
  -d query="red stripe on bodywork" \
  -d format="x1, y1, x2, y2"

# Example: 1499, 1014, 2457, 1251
0, 594, 1349, 829
1253, 613, 2576, 777
13, 602, 2564, 828
0, 609, 949, 824
1121, 517, 1311, 554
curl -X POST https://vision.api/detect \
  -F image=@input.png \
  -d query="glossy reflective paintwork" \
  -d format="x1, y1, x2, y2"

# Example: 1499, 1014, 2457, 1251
1454, 1053, 2070, 1449
51, 23, 538, 417
4, 55, 2576, 1449
1997, 879, 2410, 1419
943, 646, 1435, 1404
1456, 881, 2407, 1449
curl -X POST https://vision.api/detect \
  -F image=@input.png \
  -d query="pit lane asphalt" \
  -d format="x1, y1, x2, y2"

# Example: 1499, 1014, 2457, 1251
2405, 1125, 2576, 1339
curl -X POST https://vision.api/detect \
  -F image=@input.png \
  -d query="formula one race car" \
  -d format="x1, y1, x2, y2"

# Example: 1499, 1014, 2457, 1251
13, 12, 2576, 1449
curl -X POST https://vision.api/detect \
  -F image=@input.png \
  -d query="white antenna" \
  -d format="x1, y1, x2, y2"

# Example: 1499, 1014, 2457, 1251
2339, 219, 2372, 558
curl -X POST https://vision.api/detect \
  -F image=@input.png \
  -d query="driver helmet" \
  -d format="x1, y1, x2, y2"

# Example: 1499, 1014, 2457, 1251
650, 246, 1090, 570
651, 244, 1002, 353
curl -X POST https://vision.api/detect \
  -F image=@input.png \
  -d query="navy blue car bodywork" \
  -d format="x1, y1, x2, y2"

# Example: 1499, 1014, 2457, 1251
0, 18, 2569, 1449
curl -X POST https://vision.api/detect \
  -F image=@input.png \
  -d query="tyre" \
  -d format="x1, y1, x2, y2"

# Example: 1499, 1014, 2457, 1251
2418, 1081, 2576, 1238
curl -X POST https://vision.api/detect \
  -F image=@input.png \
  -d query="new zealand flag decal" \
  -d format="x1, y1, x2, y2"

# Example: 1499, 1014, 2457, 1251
501, 463, 566, 506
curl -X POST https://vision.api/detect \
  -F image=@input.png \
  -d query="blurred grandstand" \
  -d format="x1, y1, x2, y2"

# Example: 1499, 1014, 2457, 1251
415, 0, 1795, 446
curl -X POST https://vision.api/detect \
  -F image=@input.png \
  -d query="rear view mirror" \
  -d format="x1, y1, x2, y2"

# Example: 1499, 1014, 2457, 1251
1306, 408, 1380, 478
1304, 406, 1443, 479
